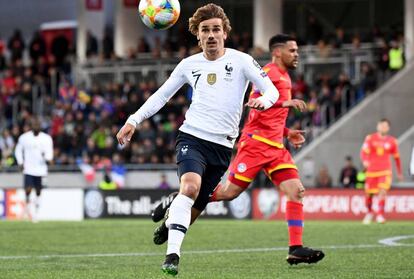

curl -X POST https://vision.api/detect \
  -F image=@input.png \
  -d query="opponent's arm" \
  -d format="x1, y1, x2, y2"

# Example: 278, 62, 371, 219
360, 136, 371, 169
284, 127, 306, 149
393, 140, 403, 181
275, 99, 307, 112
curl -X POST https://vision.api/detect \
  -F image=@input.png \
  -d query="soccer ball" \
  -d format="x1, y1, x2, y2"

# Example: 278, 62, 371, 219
138, 0, 180, 30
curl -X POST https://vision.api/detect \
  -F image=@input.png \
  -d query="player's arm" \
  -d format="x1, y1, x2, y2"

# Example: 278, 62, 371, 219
117, 62, 186, 145
360, 135, 371, 169
284, 127, 306, 149
43, 136, 54, 164
273, 99, 307, 112
392, 139, 403, 181
14, 137, 24, 170
242, 56, 279, 110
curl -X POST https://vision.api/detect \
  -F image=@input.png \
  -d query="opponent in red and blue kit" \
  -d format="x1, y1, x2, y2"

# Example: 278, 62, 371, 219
152, 34, 324, 265
360, 119, 403, 224
215, 34, 324, 264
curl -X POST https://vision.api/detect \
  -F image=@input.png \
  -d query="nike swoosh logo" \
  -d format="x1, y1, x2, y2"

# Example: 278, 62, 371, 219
192, 70, 201, 74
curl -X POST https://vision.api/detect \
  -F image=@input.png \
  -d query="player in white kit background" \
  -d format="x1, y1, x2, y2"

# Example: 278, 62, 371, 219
116, 3, 280, 276
15, 118, 53, 222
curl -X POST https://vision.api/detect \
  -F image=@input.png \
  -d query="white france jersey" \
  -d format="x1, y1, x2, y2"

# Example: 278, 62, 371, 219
127, 48, 278, 148
15, 131, 54, 177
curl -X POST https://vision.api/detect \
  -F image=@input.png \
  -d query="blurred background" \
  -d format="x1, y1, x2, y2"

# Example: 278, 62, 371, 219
0, 0, 413, 221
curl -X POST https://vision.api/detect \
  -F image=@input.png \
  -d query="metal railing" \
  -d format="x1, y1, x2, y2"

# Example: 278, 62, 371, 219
74, 43, 376, 88
7, 70, 60, 126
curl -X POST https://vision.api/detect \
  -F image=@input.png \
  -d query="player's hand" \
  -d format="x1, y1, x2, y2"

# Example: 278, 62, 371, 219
287, 129, 306, 149
282, 99, 307, 112
116, 123, 136, 145
397, 173, 404, 182
18, 165, 24, 172
245, 98, 265, 110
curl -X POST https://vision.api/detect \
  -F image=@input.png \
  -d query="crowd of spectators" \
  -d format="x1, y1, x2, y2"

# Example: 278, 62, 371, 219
0, 23, 406, 171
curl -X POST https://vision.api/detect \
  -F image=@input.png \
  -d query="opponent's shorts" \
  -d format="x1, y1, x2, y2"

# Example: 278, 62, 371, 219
228, 134, 299, 188
24, 175, 42, 190
175, 132, 232, 211
365, 174, 392, 194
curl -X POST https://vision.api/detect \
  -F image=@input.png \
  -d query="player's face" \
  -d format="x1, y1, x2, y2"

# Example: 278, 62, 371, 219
281, 41, 299, 69
198, 18, 227, 58
377, 121, 390, 135
32, 120, 41, 133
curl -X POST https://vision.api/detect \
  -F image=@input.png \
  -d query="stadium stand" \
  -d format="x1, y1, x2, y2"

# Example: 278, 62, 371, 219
0, 26, 404, 170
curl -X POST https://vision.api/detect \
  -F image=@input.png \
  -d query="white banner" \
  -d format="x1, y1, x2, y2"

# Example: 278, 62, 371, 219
5, 189, 84, 221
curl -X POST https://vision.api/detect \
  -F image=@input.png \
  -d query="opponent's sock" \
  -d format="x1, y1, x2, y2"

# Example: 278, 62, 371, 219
365, 195, 373, 213
286, 201, 304, 247
165, 194, 194, 257
209, 183, 223, 202
377, 199, 385, 216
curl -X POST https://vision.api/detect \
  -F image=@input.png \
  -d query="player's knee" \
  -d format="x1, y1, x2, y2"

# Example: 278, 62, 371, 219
180, 183, 200, 199
287, 185, 305, 202
378, 189, 387, 198
297, 186, 305, 200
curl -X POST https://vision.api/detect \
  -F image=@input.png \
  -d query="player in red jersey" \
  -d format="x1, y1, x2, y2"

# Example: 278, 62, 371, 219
360, 119, 403, 224
152, 34, 324, 265
210, 34, 324, 265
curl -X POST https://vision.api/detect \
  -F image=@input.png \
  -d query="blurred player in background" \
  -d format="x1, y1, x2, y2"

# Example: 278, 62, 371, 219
117, 3, 280, 276
14, 118, 53, 222
360, 118, 403, 224
153, 34, 324, 265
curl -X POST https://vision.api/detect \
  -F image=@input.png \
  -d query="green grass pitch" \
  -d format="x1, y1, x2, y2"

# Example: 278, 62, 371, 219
0, 220, 413, 278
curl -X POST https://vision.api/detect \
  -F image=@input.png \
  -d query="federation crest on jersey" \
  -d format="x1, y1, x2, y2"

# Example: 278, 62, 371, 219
225, 63, 233, 76
224, 63, 233, 81
237, 163, 247, 173
207, 73, 216, 85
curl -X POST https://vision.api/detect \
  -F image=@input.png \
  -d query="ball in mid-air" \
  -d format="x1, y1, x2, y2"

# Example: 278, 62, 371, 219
138, 0, 180, 30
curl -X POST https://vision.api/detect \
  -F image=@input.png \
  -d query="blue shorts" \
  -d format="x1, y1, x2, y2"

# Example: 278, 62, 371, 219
24, 175, 42, 190
175, 132, 232, 211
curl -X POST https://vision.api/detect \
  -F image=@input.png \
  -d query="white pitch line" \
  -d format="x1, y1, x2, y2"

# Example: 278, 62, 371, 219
0, 242, 413, 261
378, 235, 414, 246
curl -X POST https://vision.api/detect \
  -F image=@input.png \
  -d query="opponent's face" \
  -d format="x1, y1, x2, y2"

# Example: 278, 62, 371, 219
377, 121, 390, 135
280, 40, 299, 69
198, 18, 227, 58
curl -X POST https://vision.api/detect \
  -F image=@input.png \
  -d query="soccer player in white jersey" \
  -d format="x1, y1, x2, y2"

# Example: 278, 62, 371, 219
116, 4, 279, 276
15, 118, 53, 222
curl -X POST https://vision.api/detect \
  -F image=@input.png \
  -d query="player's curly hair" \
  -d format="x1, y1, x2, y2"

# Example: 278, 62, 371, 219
188, 3, 232, 36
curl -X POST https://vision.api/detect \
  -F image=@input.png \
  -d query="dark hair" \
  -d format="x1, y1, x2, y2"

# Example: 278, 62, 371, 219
379, 118, 390, 124
188, 3, 232, 36
268, 34, 296, 52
